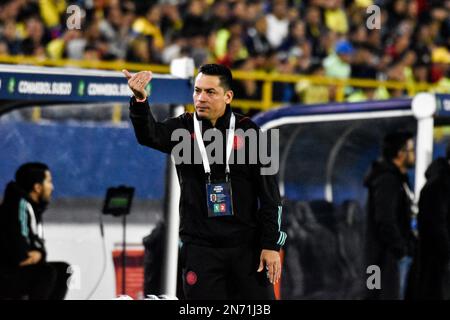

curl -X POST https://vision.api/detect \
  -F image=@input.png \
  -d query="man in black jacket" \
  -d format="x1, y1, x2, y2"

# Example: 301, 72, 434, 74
417, 143, 450, 299
0, 163, 69, 300
123, 64, 286, 299
364, 131, 417, 300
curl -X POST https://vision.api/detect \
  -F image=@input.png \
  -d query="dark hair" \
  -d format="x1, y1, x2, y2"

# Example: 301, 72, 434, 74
198, 64, 233, 91
15, 162, 49, 193
382, 131, 414, 161
307, 62, 324, 74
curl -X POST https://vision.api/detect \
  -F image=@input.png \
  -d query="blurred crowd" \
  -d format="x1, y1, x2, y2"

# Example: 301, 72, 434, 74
0, 0, 449, 105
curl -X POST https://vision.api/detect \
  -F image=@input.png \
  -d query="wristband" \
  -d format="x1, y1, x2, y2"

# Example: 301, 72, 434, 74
135, 96, 146, 103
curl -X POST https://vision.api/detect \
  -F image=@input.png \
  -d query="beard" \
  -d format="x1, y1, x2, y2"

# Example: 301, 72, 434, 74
31, 196, 49, 222
38, 193, 50, 209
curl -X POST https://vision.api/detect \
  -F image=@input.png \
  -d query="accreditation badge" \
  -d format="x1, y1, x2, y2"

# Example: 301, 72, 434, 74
206, 180, 234, 217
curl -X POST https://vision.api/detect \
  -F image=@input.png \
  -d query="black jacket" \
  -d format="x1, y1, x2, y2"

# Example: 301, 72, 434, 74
0, 182, 47, 270
364, 160, 417, 299
129, 97, 286, 251
417, 158, 450, 299
364, 160, 416, 260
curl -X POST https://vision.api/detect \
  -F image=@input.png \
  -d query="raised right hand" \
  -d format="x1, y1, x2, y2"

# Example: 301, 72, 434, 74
122, 69, 153, 101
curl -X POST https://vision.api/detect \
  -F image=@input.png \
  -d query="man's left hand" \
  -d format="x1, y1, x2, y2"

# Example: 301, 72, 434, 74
19, 250, 42, 267
257, 249, 281, 284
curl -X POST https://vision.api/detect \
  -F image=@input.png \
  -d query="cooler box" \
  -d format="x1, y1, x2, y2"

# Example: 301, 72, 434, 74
112, 245, 145, 299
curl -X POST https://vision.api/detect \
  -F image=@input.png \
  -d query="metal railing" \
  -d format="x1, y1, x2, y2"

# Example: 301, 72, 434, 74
0, 55, 439, 121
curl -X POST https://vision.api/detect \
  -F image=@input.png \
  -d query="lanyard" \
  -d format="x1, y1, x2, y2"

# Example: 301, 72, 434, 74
193, 111, 235, 181
403, 182, 418, 215
402, 182, 415, 203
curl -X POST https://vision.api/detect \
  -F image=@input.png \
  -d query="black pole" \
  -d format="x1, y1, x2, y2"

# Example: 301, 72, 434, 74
122, 214, 127, 295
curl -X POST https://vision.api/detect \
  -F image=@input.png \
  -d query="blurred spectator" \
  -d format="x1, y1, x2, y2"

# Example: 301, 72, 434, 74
39, 0, 67, 36
83, 43, 101, 61
272, 54, 298, 103
0, 0, 445, 104
351, 43, 377, 79
244, 0, 265, 24
1, 19, 21, 55
209, 0, 231, 31
245, 15, 271, 57
180, 0, 208, 39
386, 0, 408, 32
323, 39, 354, 79
304, 6, 325, 58
366, 29, 388, 74
98, 1, 135, 60
279, 21, 307, 54
349, 25, 367, 48
412, 23, 433, 66
412, 62, 430, 83
232, 57, 262, 113
189, 33, 212, 67
347, 43, 379, 102
296, 62, 330, 104
231, 1, 253, 24
431, 47, 450, 94
126, 35, 154, 64
46, 29, 81, 59
159, 2, 183, 41
265, 0, 289, 49
431, 47, 450, 82
402, 50, 419, 84
161, 32, 187, 65
305, 7, 325, 52
385, 32, 411, 63
0, 38, 8, 55
64, 18, 104, 60
217, 35, 248, 68
21, 15, 49, 57
314, 28, 338, 63
132, 4, 164, 52
324, 0, 349, 35
215, 18, 244, 60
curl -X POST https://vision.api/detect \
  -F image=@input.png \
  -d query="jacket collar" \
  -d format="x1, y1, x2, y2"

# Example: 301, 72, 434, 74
364, 159, 410, 187
2, 181, 47, 220
197, 104, 232, 130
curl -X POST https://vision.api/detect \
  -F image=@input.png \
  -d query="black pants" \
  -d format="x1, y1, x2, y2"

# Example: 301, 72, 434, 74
0, 261, 70, 300
180, 242, 275, 300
